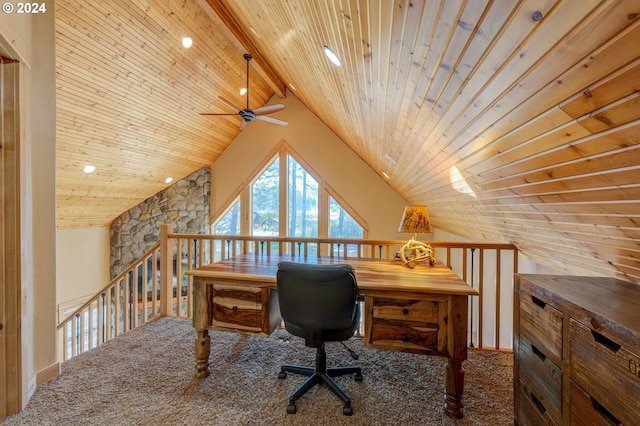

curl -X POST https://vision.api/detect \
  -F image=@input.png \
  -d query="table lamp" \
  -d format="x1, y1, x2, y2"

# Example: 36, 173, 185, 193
396, 205, 435, 268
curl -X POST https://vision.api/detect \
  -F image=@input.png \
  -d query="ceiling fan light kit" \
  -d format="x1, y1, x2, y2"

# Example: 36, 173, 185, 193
200, 53, 287, 130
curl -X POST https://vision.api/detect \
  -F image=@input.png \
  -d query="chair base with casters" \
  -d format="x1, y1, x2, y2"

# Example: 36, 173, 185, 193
278, 342, 362, 415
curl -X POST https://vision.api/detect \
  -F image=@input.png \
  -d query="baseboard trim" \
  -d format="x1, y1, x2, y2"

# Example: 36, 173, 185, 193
36, 362, 60, 387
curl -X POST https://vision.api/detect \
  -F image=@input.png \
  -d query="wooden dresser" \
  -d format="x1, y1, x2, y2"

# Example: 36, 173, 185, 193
514, 274, 640, 426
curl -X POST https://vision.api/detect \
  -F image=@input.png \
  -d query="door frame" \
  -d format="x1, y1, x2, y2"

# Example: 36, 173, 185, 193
0, 53, 22, 419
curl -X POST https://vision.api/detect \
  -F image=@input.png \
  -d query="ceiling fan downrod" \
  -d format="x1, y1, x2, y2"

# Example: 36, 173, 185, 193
243, 53, 252, 109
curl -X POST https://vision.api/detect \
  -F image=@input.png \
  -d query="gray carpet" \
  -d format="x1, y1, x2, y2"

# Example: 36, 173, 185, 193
2, 317, 513, 425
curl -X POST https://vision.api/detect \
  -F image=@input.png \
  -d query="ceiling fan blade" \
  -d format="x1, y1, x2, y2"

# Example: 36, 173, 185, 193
239, 119, 249, 131
200, 113, 238, 116
255, 115, 288, 126
218, 96, 242, 112
253, 104, 285, 115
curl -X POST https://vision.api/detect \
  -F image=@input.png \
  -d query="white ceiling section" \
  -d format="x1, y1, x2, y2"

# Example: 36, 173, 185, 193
55, 0, 640, 282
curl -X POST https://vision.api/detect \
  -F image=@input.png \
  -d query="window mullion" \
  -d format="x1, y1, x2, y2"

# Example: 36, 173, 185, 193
279, 148, 288, 242
318, 186, 329, 239
241, 187, 250, 245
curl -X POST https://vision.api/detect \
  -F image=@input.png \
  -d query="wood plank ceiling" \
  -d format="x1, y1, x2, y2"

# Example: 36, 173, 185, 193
55, 0, 640, 283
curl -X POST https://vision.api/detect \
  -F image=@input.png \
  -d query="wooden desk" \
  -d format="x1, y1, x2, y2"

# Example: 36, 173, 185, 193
187, 254, 478, 419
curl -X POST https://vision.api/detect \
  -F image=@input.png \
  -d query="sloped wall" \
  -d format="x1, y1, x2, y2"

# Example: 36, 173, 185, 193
211, 93, 409, 240
109, 167, 210, 278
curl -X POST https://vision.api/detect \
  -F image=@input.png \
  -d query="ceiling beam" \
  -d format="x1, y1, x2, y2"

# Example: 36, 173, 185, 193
199, 0, 287, 98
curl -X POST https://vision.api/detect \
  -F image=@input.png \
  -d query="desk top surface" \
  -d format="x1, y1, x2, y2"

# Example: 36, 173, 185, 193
187, 254, 478, 296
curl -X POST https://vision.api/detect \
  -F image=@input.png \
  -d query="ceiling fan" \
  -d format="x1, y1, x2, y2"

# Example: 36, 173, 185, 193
200, 53, 287, 130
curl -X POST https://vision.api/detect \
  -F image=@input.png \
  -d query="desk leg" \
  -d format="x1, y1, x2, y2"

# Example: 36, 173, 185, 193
195, 329, 210, 378
443, 357, 464, 418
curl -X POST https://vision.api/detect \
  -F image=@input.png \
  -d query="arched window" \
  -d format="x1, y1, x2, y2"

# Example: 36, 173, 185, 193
212, 144, 366, 240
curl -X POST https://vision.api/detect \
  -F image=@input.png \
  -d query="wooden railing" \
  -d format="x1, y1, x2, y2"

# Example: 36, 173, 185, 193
57, 243, 163, 361
58, 223, 518, 361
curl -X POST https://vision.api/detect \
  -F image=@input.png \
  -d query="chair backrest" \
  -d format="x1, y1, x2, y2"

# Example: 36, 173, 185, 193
277, 262, 358, 333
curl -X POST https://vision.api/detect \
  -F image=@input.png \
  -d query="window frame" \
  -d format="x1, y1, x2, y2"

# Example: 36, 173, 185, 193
211, 142, 368, 239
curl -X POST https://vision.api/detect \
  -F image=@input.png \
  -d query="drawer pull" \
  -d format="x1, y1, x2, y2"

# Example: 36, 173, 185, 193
402, 336, 409, 342
531, 344, 546, 361
591, 330, 621, 353
530, 393, 546, 414
531, 295, 546, 308
591, 396, 621, 426
232, 306, 238, 311
402, 308, 409, 315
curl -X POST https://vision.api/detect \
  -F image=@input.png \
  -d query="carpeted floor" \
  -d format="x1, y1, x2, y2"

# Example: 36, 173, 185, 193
2, 317, 514, 425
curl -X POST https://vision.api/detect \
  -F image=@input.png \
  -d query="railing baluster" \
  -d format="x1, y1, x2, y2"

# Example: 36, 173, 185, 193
132, 268, 139, 328
107, 289, 114, 340
114, 280, 121, 337
71, 315, 78, 358
495, 248, 501, 350
90, 300, 97, 350
141, 258, 148, 324
125, 274, 132, 332
97, 293, 104, 346
478, 249, 484, 349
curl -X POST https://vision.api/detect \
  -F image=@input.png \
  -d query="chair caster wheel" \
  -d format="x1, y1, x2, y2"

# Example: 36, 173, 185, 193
343, 405, 353, 416
278, 371, 287, 379
354, 372, 363, 382
287, 403, 297, 414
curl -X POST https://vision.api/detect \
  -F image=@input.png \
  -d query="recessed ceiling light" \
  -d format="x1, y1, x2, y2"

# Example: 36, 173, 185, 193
83, 165, 96, 174
250, 27, 261, 38
384, 153, 396, 165
240, 87, 247, 96
165, 177, 173, 184
323, 45, 341, 66
182, 37, 193, 48
288, 83, 297, 91
382, 172, 390, 179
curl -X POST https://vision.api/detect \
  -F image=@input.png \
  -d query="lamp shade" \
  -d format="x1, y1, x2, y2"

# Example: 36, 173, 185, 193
398, 206, 433, 233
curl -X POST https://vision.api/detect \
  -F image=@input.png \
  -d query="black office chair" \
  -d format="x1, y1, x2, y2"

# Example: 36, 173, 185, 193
276, 261, 363, 416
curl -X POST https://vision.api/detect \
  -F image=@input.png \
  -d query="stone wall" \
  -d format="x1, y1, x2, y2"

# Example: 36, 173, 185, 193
110, 167, 210, 278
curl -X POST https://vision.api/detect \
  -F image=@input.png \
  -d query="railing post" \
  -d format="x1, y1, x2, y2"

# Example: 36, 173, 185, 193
160, 224, 174, 317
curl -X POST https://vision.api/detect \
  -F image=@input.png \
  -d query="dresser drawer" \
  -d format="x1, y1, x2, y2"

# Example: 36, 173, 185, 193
517, 380, 559, 426
518, 335, 562, 423
570, 380, 627, 426
570, 319, 640, 426
365, 296, 448, 355
519, 290, 563, 365
212, 285, 262, 331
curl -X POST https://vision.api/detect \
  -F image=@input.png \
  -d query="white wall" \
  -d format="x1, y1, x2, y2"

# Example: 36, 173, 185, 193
56, 227, 111, 305
211, 92, 409, 240
0, 1, 57, 407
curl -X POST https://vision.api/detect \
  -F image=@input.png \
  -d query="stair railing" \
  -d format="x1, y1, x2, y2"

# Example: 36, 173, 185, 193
58, 223, 518, 361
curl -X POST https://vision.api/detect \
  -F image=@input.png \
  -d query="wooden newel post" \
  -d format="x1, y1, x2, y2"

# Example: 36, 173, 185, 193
159, 224, 173, 317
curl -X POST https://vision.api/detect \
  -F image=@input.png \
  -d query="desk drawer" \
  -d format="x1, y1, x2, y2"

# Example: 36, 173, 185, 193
519, 290, 563, 365
212, 285, 262, 331
570, 319, 640, 426
518, 335, 562, 423
365, 296, 448, 355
